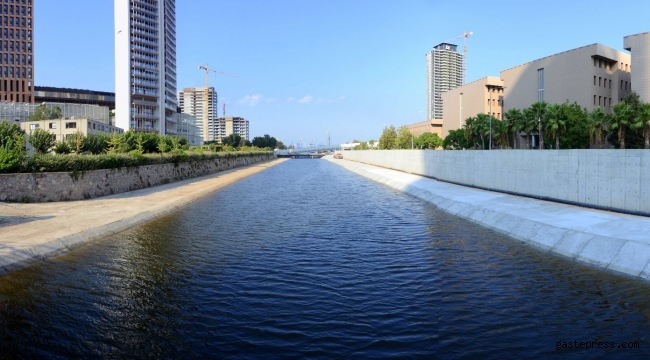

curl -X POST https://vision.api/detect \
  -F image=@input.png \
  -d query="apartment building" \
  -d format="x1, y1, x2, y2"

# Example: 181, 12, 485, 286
426, 42, 463, 121
501, 43, 631, 115
114, 0, 178, 135
624, 31, 650, 103
0, 0, 34, 103
176, 111, 202, 146
441, 76, 504, 139
178, 86, 217, 142
213, 116, 249, 143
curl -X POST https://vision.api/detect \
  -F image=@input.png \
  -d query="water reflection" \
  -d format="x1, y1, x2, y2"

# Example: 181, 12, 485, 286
0, 160, 649, 358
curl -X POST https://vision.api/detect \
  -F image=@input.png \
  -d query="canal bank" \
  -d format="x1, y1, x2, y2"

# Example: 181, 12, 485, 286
0, 158, 287, 275
328, 157, 650, 281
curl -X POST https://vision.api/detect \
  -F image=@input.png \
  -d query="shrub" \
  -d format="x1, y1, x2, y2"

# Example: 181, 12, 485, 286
54, 141, 71, 155
28, 128, 56, 155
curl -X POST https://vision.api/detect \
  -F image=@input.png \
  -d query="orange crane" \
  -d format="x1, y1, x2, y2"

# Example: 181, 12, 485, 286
442, 31, 473, 85
198, 64, 238, 142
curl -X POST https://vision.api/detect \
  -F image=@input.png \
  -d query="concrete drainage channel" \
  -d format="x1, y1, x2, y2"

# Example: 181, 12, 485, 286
327, 157, 650, 281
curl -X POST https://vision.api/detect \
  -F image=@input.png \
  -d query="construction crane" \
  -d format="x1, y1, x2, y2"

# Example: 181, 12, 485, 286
198, 64, 238, 142
442, 31, 473, 85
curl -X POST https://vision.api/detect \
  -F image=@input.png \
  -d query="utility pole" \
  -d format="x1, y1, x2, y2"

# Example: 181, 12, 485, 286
198, 64, 237, 143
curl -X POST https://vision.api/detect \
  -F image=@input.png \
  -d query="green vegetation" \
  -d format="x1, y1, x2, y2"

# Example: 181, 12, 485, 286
0, 124, 272, 173
28, 104, 62, 121
251, 134, 278, 149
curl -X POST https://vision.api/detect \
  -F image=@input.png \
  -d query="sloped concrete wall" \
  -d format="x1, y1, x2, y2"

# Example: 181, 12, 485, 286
341, 150, 650, 215
0, 154, 275, 202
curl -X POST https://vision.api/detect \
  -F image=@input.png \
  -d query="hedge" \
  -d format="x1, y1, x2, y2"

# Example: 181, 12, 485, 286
6, 151, 273, 173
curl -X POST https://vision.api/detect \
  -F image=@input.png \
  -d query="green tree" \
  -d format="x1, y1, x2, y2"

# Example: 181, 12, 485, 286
610, 102, 634, 149
503, 108, 522, 149
251, 134, 278, 149
354, 141, 369, 150
396, 126, 413, 149
28, 128, 56, 155
531, 102, 547, 149
632, 102, 650, 149
106, 131, 122, 153
0, 121, 26, 172
69, 129, 85, 154
222, 133, 242, 148
443, 129, 470, 150
276, 140, 287, 150
544, 103, 567, 149
368, 139, 375, 149
415, 132, 443, 149
473, 114, 491, 149
50, 105, 62, 119
83, 133, 110, 155
157, 134, 170, 153
521, 107, 539, 149
588, 107, 608, 149
378, 125, 397, 149
54, 141, 71, 155
29, 104, 51, 121
560, 102, 590, 149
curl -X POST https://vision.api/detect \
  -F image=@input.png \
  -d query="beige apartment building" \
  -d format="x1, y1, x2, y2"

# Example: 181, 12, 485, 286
21, 118, 124, 142
500, 43, 631, 114
213, 116, 249, 143
624, 31, 650, 103
403, 119, 443, 138
441, 76, 504, 139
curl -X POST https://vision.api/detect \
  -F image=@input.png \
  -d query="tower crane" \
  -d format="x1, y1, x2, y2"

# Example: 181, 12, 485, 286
441, 31, 473, 85
198, 64, 238, 142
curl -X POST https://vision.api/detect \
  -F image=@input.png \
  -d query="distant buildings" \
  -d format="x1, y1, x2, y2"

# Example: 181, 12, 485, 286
34, 86, 116, 110
214, 116, 249, 142
114, 0, 178, 134
426, 43, 463, 122
0, 102, 110, 124
0, 0, 34, 103
176, 111, 202, 146
178, 87, 218, 142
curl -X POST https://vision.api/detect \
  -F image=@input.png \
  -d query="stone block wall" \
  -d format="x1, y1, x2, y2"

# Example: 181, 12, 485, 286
341, 150, 650, 216
0, 153, 275, 202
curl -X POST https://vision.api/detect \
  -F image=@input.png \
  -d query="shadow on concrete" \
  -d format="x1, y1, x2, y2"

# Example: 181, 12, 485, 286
0, 216, 55, 228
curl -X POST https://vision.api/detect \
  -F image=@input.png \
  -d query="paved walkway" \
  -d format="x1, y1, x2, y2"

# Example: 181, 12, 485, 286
328, 157, 650, 281
0, 159, 287, 274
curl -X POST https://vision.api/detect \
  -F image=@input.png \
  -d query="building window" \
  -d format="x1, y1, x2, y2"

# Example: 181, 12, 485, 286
621, 80, 623, 89
609, 79, 611, 89
538, 68, 544, 102
29, 123, 38, 130
65, 122, 77, 129
594, 95, 597, 105
599, 77, 602, 87
49, 122, 56, 129
594, 76, 596, 86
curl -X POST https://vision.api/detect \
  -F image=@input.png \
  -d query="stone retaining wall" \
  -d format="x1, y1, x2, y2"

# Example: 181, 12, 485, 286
0, 153, 275, 202
341, 149, 650, 216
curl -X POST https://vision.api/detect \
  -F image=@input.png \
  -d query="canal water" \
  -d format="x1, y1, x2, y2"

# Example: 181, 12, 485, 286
1, 159, 650, 358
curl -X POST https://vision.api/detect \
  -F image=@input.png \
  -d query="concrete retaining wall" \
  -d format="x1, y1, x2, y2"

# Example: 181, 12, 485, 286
341, 150, 650, 215
0, 153, 275, 202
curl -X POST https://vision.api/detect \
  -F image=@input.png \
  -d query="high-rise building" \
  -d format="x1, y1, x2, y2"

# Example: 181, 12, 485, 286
0, 0, 34, 103
114, 0, 177, 135
214, 116, 249, 143
426, 43, 463, 121
178, 86, 218, 142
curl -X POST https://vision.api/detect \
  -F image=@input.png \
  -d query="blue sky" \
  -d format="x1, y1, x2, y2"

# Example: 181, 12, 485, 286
36, 0, 650, 145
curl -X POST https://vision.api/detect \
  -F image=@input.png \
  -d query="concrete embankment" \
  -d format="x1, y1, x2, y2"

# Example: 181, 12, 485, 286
0, 158, 287, 275
327, 157, 650, 281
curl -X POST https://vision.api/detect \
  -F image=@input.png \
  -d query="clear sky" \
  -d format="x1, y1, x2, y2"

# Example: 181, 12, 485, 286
36, 0, 650, 145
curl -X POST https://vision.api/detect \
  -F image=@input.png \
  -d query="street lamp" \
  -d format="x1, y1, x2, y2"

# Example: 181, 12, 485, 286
487, 85, 506, 150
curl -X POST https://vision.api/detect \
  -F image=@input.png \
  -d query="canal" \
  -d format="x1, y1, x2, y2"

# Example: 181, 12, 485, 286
1, 159, 649, 358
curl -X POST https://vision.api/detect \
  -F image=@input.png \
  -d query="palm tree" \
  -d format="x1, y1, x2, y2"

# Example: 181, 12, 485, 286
588, 107, 608, 149
463, 116, 476, 149
545, 103, 567, 149
633, 102, 650, 149
504, 108, 522, 149
522, 108, 538, 149
610, 102, 634, 149
474, 113, 492, 149
531, 101, 547, 149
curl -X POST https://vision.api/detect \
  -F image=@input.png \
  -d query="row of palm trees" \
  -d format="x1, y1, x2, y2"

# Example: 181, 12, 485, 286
461, 92, 650, 149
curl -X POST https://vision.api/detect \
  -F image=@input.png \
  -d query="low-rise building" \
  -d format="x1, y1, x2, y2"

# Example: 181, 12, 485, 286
624, 31, 650, 103
441, 76, 504, 139
21, 118, 124, 142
